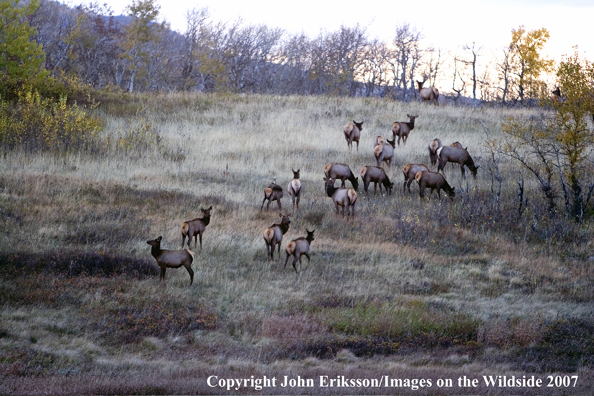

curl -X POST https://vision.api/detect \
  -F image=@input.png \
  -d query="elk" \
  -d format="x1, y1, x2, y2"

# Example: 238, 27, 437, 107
437, 146, 479, 178
416, 80, 439, 105
263, 213, 291, 260
360, 166, 393, 195
427, 138, 443, 168
324, 177, 357, 217
402, 163, 429, 193
374, 138, 396, 170
343, 120, 363, 152
391, 114, 418, 146
287, 169, 302, 209
552, 86, 561, 103
373, 135, 385, 148
147, 236, 196, 285
181, 206, 212, 249
261, 179, 283, 211
284, 229, 315, 274
415, 171, 455, 200
324, 163, 359, 190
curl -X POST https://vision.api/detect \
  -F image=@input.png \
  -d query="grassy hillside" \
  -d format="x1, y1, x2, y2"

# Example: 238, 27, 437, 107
0, 93, 593, 394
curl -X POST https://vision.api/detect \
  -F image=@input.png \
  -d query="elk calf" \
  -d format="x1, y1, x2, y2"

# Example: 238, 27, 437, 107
263, 213, 291, 260
391, 114, 418, 146
325, 177, 357, 217
360, 166, 393, 195
402, 163, 429, 193
374, 138, 396, 169
287, 169, 302, 209
344, 120, 363, 152
415, 171, 455, 200
284, 229, 315, 274
437, 146, 479, 178
324, 163, 359, 190
261, 180, 283, 211
148, 236, 195, 285
181, 206, 212, 249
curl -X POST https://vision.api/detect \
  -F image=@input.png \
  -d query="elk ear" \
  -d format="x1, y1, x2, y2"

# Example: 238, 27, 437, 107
208, 206, 213, 210
279, 213, 283, 217
157, 236, 162, 242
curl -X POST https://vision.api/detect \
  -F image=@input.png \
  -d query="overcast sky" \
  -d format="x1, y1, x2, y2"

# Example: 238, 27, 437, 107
85, 0, 593, 62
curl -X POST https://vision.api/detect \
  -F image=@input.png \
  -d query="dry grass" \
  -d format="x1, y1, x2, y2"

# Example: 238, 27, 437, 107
0, 93, 593, 394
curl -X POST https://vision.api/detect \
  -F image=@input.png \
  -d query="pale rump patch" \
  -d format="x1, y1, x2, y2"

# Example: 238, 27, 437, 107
263, 228, 274, 242
264, 187, 272, 198
415, 171, 424, 182
324, 163, 332, 176
290, 179, 301, 193
286, 241, 296, 255
436, 146, 443, 159
360, 166, 368, 177
430, 140, 440, 152
403, 164, 411, 174
186, 249, 196, 260
343, 124, 354, 135
374, 144, 383, 157
181, 222, 190, 236
391, 123, 400, 133
347, 189, 357, 204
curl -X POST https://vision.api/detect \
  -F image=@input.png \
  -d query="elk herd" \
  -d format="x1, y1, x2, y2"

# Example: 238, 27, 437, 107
149, 84, 482, 284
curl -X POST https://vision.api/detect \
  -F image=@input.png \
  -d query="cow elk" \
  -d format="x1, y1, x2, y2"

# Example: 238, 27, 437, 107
374, 138, 396, 170
343, 120, 363, 152
324, 163, 359, 190
437, 146, 479, 178
284, 229, 315, 274
147, 236, 196, 285
261, 179, 283, 211
415, 171, 455, 200
287, 169, 302, 209
402, 163, 429, 193
181, 206, 212, 249
391, 114, 418, 146
427, 138, 442, 168
416, 80, 439, 105
263, 213, 291, 260
324, 177, 357, 217
360, 166, 393, 195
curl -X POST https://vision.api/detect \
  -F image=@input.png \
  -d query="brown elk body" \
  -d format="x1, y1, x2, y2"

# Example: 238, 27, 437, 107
402, 163, 429, 193
360, 166, 394, 195
391, 114, 418, 146
415, 171, 455, 200
148, 236, 195, 285
261, 181, 283, 211
343, 120, 363, 152
287, 169, 302, 209
181, 206, 212, 249
284, 229, 315, 274
437, 146, 479, 178
427, 138, 443, 168
324, 177, 357, 217
374, 138, 396, 169
324, 163, 359, 190
416, 80, 439, 105
263, 213, 291, 260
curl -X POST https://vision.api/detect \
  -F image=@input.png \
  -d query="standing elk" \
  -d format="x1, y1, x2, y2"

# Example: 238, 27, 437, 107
391, 114, 418, 146
437, 146, 479, 178
284, 229, 315, 274
181, 206, 212, 249
402, 163, 429, 193
415, 171, 455, 200
343, 120, 363, 152
428, 138, 442, 168
324, 177, 357, 217
261, 179, 283, 211
148, 236, 196, 285
360, 166, 394, 195
416, 80, 439, 105
263, 213, 291, 260
552, 86, 561, 103
374, 138, 396, 170
287, 169, 302, 209
324, 163, 359, 190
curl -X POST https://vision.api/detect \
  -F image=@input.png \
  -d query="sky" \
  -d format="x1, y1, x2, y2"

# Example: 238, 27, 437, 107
81, 0, 593, 62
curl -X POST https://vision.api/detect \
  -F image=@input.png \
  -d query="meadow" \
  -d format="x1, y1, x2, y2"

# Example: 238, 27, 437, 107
0, 93, 593, 394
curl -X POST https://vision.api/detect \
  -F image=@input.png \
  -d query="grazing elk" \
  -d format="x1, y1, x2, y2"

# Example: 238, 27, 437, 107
391, 114, 418, 146
374, 138, 396, 170
416, 80, 439, 105
427, 138, 443, 168
360, 166, 394, 195
261, 179, 283, 211
343, 120, 363, 152
324, 163, 359, 190
284, 229, 315, 274
181, 206, 212, 249
437, 146, 479, 178
263, 213, 291, 260
147, 236, 196, 285
324, 177, 357, 217
415, 171, 455, 200
287, 169, 302, 209
402, 163, 429, 193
